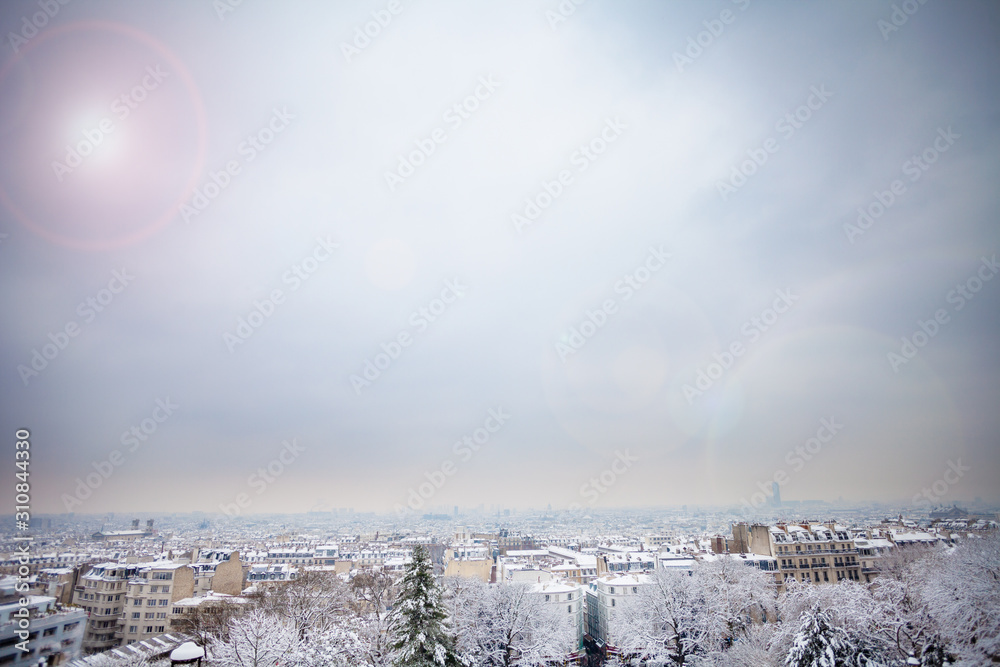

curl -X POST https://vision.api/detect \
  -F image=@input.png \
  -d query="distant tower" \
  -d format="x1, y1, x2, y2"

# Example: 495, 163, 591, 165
771, 482, 782, 507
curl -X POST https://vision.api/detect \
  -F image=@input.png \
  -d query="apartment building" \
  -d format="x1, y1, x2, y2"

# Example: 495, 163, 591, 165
339, 548, 413, 569
0, 579, 86, 666
732, 522, 863, 588
441, 542, 488, 580
641, 535, 674, 549
168, 592, 249, 636
855, 536, 895, 583
313, 545, 339, 566
544, 547, 599, 585
27, 568, 77, 606
246, 563, 297, 583
584, 573, 651, 652
189, 552, 245, 597
72, 562, 138, 654
264, 548, 315, 566
91, 520, 156, 542
0, 553, 92, 576
595, 551, 656, 576
119, 563, 195, 646
531, 580, 585, 658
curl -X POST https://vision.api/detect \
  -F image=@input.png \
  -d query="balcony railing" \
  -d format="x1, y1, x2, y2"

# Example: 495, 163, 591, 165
779, 548, 858, 556
88, 610, 121, 621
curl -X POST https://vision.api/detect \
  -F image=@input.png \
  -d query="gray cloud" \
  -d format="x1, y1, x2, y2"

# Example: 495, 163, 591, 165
1, 0, 998, 515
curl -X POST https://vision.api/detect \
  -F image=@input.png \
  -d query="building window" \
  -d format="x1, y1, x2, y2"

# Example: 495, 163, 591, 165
128, 626, 137, 633
132, 613, 140, 619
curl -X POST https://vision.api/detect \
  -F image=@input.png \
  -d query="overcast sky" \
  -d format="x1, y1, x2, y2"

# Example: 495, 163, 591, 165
1, 0, 998, 517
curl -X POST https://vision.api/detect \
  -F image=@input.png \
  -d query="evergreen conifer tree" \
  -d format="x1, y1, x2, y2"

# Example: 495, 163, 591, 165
390, 544, 463, 667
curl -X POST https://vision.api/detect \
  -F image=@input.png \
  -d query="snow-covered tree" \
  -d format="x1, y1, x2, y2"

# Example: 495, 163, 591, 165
210, 607, 298, 667
254, 570, 352, 639
773, 579, 892, 666
172, 599, 242, 647
921, 535, 1000, 664
389, 544, 462, 667
349, 568, 398, 666
286, 622, 367, 667
697, 557, 778, 647
452, 578, 576, 666
611, 567, 712, 665
868, 545, 948, 664
784, 606, 851, 667
704, 621, 781, 667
